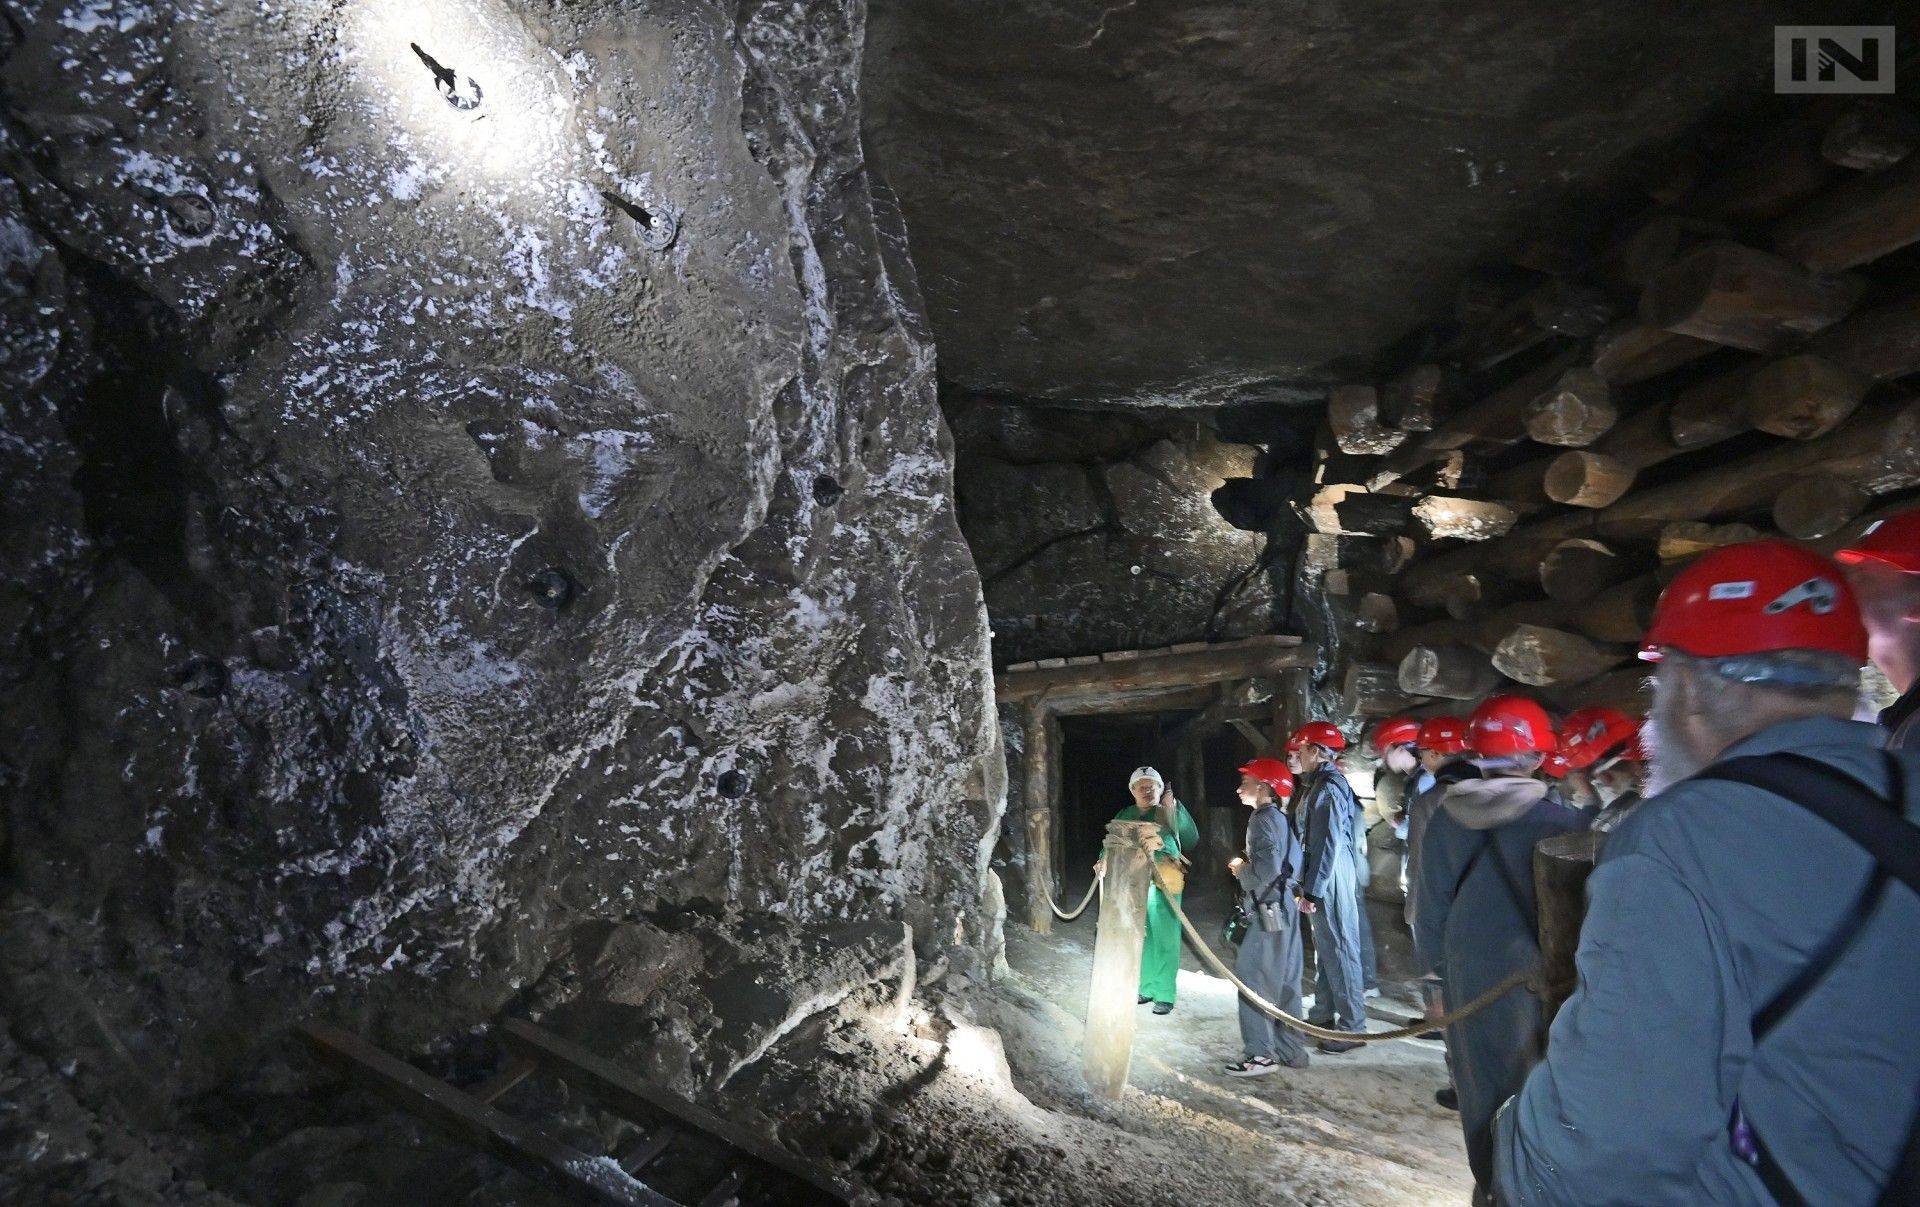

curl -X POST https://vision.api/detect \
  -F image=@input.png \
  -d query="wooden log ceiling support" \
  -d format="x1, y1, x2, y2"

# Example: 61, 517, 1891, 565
1639, 241, 1864, 353
995, 635, 1315, 704
1774, 144, 1920, 272
1328, 384, 1408, 455
1492, 625, 1632, 688
1342, 660, 1424, 718
1354, 593, 1399, 634
1380, 363, 1448, 432
1807, 294, 1920, 384
1307, 484, 1416, 536
1687, 109, 1839, 222
1821, 101, 1920, 171
1523, 367, 1615, 447
1395, 394, 1920, 594
1411, 495, 1520, 541
1590, 321, 1717, 384
1742, 353, 1870, 440
1541, 667, 1652, 716
1370, 348, 1583, 487
1539, 538, 1639, 604
1666, 361, 1763, 449
1598, 211, 1729, 293
1773, 474, 1876, 540
1656, 521, 1766, 564
1398, 643, 1504, 700
1301, 533, 1416, 580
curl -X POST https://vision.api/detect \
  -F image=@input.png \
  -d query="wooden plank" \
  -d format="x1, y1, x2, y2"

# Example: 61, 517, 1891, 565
616, 1128, 677, 1176
499, 1020, 855, 1206
995, 639, 1318, 702
471, 1056, 539, 1106
297, 1022, 671, 1207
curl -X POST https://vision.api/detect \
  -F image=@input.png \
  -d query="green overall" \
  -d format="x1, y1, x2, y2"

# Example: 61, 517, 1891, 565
1114, 801, 1200, 1005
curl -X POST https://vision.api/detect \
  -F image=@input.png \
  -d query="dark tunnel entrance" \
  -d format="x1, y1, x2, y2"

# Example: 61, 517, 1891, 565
1056, 712, 1267, 906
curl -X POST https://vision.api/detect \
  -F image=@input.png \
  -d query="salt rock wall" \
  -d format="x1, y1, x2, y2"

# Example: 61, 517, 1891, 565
949, 398, 1276, 663
0, 0, 998, 1124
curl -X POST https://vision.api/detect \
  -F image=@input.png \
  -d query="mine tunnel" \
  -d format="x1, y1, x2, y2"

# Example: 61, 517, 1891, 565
4, 1, 1920, 1204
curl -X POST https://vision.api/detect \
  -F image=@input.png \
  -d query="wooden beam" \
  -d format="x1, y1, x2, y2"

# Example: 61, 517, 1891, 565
1774, 145, 1920, 272
298, 1022, 672, 1207
1640, 241, 1863, 352
498, 1020, 855, 1205
995, 636, 1313, 703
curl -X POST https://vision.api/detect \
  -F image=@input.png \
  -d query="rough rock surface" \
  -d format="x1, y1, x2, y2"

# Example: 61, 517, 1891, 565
866, 0, 1811, 408
0, 0, 999, 1190
951, 400, 1275, 662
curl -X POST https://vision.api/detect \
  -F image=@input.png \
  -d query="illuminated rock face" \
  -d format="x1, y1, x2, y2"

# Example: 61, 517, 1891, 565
0, 0, 998, 1111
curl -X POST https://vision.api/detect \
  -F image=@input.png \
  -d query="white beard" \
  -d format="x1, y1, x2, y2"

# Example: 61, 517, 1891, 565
1385, 747, 1417, 775
1643, 691, 1705, 797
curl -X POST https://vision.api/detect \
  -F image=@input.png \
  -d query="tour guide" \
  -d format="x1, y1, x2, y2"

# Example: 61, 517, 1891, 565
1097, 766, 1200, 1014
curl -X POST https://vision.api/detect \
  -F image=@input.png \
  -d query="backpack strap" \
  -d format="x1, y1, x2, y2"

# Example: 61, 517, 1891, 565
1695, 753, 1919, 894
1692, 751, 1920, 1205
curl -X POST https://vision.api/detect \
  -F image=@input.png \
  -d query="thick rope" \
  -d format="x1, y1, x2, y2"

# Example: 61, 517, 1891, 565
1150, 863, 1552, 1044
1044, 875, 1101, 922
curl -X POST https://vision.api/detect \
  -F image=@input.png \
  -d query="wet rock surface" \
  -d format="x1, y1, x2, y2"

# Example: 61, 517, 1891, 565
0, 0, 998, 1193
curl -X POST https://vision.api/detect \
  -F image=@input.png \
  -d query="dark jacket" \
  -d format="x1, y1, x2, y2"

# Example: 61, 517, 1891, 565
1415, 768, 1586, 1190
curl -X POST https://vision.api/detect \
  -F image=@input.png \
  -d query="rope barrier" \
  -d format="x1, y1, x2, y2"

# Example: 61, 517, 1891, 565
1149, 863, 1555, 1044
1043, 875, 1101, 922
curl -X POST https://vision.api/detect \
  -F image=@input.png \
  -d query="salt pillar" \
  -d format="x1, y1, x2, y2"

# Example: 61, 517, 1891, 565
1082, 819, 1160, 1099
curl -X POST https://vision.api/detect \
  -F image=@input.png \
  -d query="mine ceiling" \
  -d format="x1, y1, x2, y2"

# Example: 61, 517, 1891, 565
865, 0, 1834, 411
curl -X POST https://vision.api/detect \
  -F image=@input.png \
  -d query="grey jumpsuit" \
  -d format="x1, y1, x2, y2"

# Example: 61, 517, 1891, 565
1297, 766, 1367, 1032
1234, 802, 1307, 1065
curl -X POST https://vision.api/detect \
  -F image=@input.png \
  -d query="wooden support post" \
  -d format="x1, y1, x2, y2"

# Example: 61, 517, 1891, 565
1023, 704, 1057, 935
1083, 820, 1162, 1100
1640, 241, 1863, 352
1534, 831, 1605, 1027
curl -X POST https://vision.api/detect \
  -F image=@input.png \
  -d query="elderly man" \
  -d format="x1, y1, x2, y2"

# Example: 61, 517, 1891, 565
1556, 706, 1647, 832
1414, 694, 1585, 1201
1224, 757, 1308, 1076
1287, 721, 1368, 1052
1495, 541, 1920, 1203
1837, 507, 1920, 748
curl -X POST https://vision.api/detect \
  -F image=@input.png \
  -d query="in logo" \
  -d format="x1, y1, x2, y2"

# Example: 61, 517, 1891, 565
1776, 26, 1895, 93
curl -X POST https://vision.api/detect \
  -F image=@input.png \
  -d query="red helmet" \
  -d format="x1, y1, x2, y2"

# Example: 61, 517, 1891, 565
1373, 716, 1422, 749
1469, 694, 1556, 757
1541, 750, 1572, 779
1558, 707, 1640, 770
1642, 541, 1866, 663
1418, 716, 1471, 755
1836, 508, 1920, 574
1238, 757, 1294, 799
1285, 721, 1348, 752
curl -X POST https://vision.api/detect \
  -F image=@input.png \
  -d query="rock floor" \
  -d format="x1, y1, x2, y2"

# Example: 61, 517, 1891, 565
742, 893, 1472, 1206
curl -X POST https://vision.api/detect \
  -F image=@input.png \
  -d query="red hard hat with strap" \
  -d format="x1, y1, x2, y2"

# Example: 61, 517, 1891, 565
1238, 757, 1294, 799
1418, 716, 1470, 755
1559, 707, 1640, 770
1469, 694, 1556, 757
1373, 716, 1422, 749
1836, 508, 1920, 574
1640, 540, 1867, 662
1285, 720, 1347, 752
